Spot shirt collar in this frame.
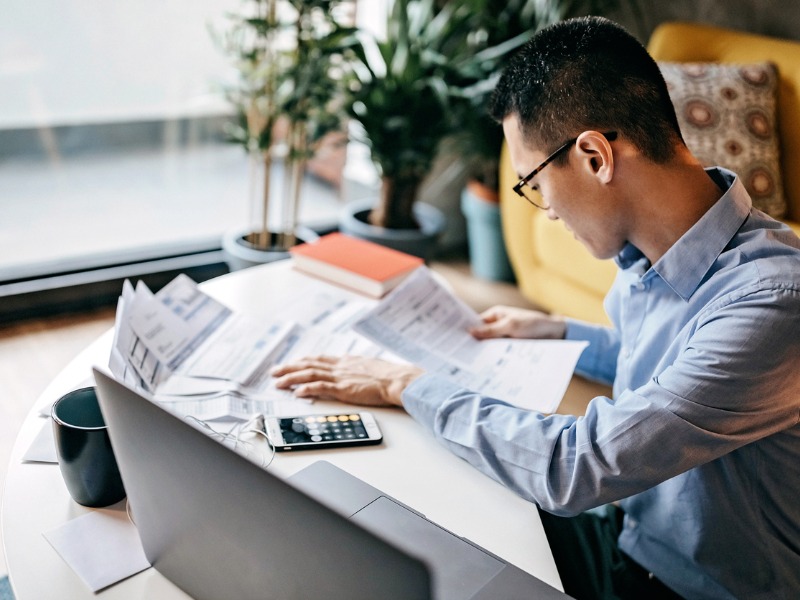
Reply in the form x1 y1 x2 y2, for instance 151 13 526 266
615 167 752 300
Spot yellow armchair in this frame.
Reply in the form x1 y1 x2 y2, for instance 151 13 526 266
500 21 800 324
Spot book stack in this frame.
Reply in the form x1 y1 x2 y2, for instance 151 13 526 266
289 233 424 298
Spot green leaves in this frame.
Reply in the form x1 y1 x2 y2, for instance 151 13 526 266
213 0 637 226
346 0 483 179
215 0 358 155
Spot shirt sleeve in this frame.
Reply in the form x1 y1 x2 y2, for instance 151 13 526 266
564 318 619 385
402 286 800 517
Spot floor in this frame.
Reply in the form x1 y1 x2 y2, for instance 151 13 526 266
0 257 600 576
0 307 116 575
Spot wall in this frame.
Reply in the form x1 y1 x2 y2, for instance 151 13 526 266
607 0 800 43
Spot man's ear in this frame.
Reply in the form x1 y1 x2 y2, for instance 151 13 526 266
575 131 614 184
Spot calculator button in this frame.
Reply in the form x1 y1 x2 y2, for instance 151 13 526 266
310 435 322 442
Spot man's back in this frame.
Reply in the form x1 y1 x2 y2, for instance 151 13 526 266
600 169 800 597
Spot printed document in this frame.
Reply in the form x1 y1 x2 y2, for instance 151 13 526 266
109 275 392 420
109 267 585 420
353 267 587 413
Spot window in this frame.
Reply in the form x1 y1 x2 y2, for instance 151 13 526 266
0 0 384 319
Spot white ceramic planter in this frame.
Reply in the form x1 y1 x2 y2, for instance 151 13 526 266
221 227 319 271
338 200 446 260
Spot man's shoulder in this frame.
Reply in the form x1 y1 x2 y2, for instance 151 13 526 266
696 214 800 319
731 211 800 282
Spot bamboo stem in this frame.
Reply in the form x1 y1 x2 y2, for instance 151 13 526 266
259 150 272 248
259 0 278 249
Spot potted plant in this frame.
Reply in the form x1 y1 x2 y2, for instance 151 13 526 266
215 0 359 269
339 0 520 258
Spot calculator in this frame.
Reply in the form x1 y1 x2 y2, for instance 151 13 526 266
265 412 383 451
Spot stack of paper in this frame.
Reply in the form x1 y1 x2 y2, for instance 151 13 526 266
109 267 588 421
109 274 387 421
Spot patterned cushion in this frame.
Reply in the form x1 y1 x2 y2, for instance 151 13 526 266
659 62 786 218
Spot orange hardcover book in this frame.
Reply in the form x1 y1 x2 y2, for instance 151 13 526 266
289 233 424 297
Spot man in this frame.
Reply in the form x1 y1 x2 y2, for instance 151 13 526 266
273 17 800 599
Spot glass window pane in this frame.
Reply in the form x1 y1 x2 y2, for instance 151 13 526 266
0 0 354 281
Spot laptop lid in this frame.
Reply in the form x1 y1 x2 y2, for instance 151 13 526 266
290 461 572 600
93 368 431 600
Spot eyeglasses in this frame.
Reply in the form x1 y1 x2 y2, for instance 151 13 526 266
512 131 618 209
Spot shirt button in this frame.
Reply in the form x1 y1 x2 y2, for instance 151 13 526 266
635 282 645 291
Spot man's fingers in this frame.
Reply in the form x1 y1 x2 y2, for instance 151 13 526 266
478 307 502 324
314 355 339 364
470 322 506 339
271 358 336 377
273 368 336 389
293 381 344 400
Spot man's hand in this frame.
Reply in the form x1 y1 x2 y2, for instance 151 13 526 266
271 355 424 407
469 306 567 340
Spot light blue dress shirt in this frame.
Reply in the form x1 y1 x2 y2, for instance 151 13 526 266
402 168 800 599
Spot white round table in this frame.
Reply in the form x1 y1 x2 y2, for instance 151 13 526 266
2 260 563 598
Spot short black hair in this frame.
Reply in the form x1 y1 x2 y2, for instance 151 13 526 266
490 16 683 163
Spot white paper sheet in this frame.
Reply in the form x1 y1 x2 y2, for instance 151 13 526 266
269 282 372 331
44 502 151 592
126 277 232 382
168 317 299 390
109 281 150 389
353 267 588 413
110 275 387 421
22 418 57 463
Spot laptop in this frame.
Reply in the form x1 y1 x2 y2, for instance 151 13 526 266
93 368 570 599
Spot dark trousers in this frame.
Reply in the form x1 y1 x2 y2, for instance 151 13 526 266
538 505 684 600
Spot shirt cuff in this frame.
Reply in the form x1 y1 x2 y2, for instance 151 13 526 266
564 318 600 342
401 372 465 430
564 318 617 384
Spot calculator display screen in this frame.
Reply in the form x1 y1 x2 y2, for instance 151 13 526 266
278 414 371 445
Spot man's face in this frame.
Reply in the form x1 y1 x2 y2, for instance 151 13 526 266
502 115 626 260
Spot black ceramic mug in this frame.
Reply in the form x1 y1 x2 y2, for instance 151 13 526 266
51 386 126 507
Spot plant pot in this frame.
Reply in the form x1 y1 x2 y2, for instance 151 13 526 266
339 200 446 260
460 185 514 282
222 227 319 272
466 179 499 204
